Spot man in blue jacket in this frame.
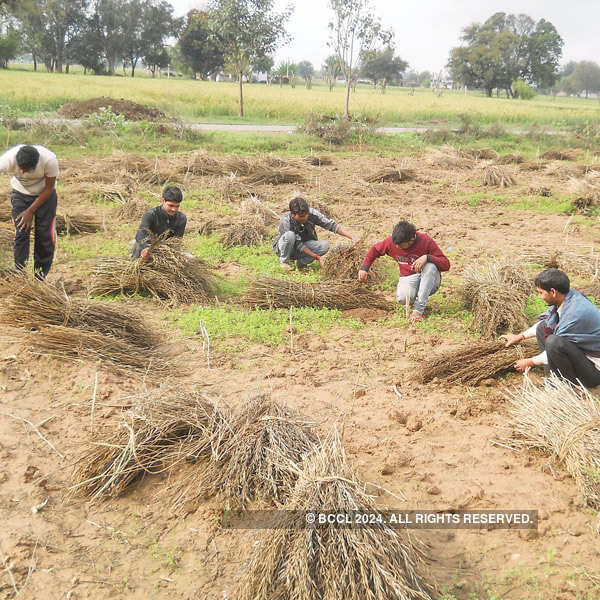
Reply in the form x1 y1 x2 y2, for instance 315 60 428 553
501 268 600 387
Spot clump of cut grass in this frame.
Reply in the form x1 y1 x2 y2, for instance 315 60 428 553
483 165 516 188
505 373 600 509
240 196 279 224
320 240 382 284
238 428 434 600
242 276 393 311
569 172 600 212
364 167 415 183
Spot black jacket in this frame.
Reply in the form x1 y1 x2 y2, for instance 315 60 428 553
135 205 187 251
273 208 338 252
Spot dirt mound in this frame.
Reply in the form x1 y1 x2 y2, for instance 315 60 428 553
58 97 166 121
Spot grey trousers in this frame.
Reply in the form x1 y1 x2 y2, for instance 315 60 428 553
275 231 330 265
396 262 441 314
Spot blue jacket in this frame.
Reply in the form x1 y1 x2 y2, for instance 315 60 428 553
541 289 600 355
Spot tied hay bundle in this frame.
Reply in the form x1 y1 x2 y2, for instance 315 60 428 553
483 165 516 187
462 261 532 337
569 172 600 210
0 225 14 249
98 183 132 204
520 161 545 171
0 271 159 347
238 429 433 600
425 145 475 169
181 394 318 510
528 186 552 197
506 374 600 509
221 214 268 248
72 390 229 500
90 237 216 304
310 199 337 220
303 154 333 166
176 151 223 176
495 153 524 165
320 241 382 283
416 338 538 385
579 282 600 300
545 161 587 179
540 149 582 161
242 276 393 311
522 248 600 281
211 174 253 201
114 198 148 220
0 205 11 222
55 213 103 235
364 167 415 183
240 196 279 224
463 148 498 160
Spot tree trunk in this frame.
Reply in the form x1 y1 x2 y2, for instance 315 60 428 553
131 58 137 78
238 72 244 117
486 87 493 97
32 54 37 71
344 79 351 117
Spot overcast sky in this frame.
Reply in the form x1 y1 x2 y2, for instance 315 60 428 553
172 0 599 73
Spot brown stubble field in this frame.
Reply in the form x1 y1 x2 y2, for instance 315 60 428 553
1 145 600 600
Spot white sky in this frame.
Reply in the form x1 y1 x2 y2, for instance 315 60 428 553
172 0 600 73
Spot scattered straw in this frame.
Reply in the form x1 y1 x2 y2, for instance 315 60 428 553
545 161 587 179
506 374 600 508
238 429 434 600
242 276 393 311
483 165 516 187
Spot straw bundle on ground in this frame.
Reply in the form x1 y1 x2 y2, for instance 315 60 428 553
89 237 216 304
240 196 279 224
540 149 582 161
364 167 415 183
579 282 600 300
528 186 552 197
73 154 170 186
416 338 538 385
238 429 434 600
245 163 305 185
483 165 516 187
211 174 253 201
55 213 103 235
310 199 337 220
569 172 600 210
71 389 229 500
462 261 532 337
303 154 333 166
0 205 11 222
114 198 148 220
522 249 600 281
320 241 382 283
0 226 13 248
545 161 587 179
221 215 268 248
520 161 546 171
495 153 524 165
98 183 132 203
175 152 223 175
506 374 600 509
426 146 474 169
464 148 498 160
242 276 393 311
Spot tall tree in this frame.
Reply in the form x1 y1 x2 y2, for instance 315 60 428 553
297 60 314 89
207 0 292 117
178 9 224 79
68 12 105 74
328 0 392 116
93 0 126 75
568 61 600 98
139 0 174 76
359 46 407 92
252 54 274 84
322 54 341 91
0 13 19 69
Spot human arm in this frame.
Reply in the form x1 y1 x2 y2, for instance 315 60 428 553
424 237 450 272
173 214 186 238
14 176 56 232
358 238 388 281
135 211 155 257
500 322 539 347
335 224 359 244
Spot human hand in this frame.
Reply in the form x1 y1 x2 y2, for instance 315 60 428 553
411 256 427 273
514 358 534 372
500 333 524 348
14 209 33 232
358 269 368 283
140 247 150 260
317 255 326 268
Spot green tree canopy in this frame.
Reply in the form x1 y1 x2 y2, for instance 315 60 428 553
359 46 407 92
297 59 314 88
178 9 224 79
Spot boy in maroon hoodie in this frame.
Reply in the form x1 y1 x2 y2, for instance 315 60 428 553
358 221 450 322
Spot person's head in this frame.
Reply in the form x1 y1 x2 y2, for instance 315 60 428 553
161 185 183 217
16 145 40 173
289 196 310 225
534 268 570 305
391 221 417 249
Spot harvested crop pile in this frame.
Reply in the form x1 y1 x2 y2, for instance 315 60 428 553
0 225 13 248
520 161 545 171
114 198 148 220
221 215 268 248
55 213 103 235
71 389 229 500
0 271 168 374
495 153 523 165
426 145 474 169
483 165 516 187
309 199 337 220
174 152 223 176
364 167 415 183
579 282 600 300
58 97 166 121
242 276 393 310
462 260 532 337
540 149 582 161
90 236 216 304
238 429 434 600
506 374 600 509
569 172 600 212
0 205 12 222
545 161 587 179
320 240 382 283
522 249 600 281
221 155 305 184
464 148 498 160
416 338 538 385
303 154 333 166
240 196 279 224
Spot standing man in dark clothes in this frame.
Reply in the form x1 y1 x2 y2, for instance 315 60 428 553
131 186 187 259
273 196 358 271
0 144 59 278
359 221 450 322
501 268 600 388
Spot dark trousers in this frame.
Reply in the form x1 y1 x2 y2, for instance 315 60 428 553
536 322 600 387
11 189 57 278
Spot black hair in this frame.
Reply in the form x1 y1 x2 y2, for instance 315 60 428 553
16 145 40 171
391 221 417 245
162 185 183 203
289 196 309 215
535 268 570 294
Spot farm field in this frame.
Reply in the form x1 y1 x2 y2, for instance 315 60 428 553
0 96 600 600
1 68 600 128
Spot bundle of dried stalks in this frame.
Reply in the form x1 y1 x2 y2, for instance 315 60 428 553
310 199 337 220
244 163 305 185
416 338 538 385
98 183 132 204
221 215 268 248
114 198 148 220
264 155 303 169
520 161 546 171
0 226 13 249
495 153 524 165
506 374 600 508
545 161 587 179
242 276 393 311
364 167 415 183
74 154 170 186
569 172 600 210
522 249 600 281
320 241 382 283
483 165 516 187
175 152 223 176
240 196 279 224
426 146 475 169
211 174 253 201
238 429 434 600
189 394 318 509
541 149 582 161
0 205 11 222
462 261 532 337
55 213 103 235
303 154 333 166
464 148 498 160
89 237 216 304
579 282 600 300
72 390 229 500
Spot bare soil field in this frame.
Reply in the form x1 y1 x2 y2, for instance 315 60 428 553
1 147 599 599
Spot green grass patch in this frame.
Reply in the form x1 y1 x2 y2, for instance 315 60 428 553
59 235 128 260
525 293 547 321
173 304 362 346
